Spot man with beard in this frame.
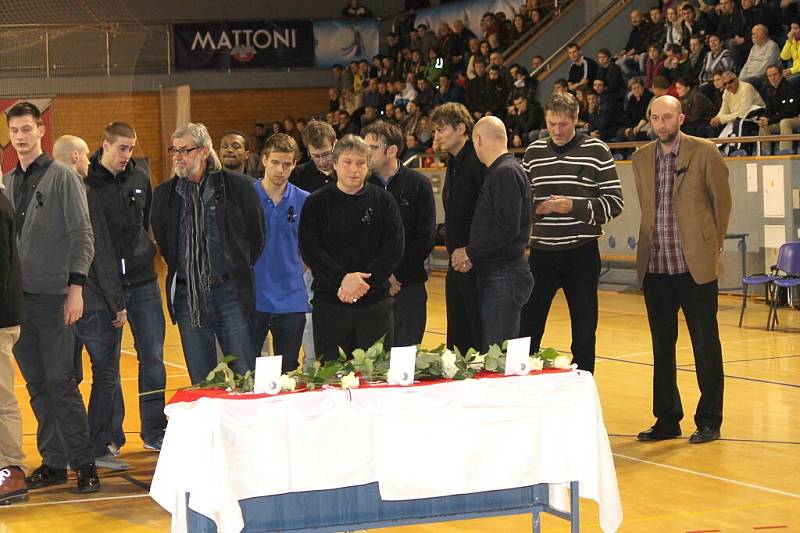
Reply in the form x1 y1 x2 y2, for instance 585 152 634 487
631 96 731 444
151 123 265 384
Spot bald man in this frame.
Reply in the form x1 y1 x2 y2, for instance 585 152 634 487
631 96 731 444
53 136 129 470
452 117 532 349
738 24 780 88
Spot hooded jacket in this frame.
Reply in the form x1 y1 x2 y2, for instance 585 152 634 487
84 149 158 288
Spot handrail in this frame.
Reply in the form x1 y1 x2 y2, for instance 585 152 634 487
530 0 628 80
402 134 800 167
502 0 571 61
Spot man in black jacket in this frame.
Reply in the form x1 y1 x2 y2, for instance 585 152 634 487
299 134 404 361
757 65 800 154
615 9 652 77
432 102 486 354
466 58 489 120
0 179 27 505
452 117 532 350
151 123 265 384
364 121 436 347
596 49 625 104
509 95 544 147
54 135 129 470
84 122 167 452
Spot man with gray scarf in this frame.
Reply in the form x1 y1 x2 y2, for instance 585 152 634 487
151 123 265 384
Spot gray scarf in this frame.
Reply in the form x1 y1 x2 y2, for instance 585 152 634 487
182 178 211 327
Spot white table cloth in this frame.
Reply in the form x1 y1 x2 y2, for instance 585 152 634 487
150 370 623 533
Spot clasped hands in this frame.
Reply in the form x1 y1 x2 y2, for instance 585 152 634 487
451 247 472 273
338 272 371 304
535 195 573 215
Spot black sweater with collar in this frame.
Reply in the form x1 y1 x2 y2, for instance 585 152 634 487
368 164 436 285
442 139 486 254
299 182 404 305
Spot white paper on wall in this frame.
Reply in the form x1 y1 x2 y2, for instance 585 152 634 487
762 165 785 218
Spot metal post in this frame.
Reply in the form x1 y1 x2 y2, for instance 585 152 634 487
570 480 579 533
166 25 172 75
105 27 111 76
44 26 50 78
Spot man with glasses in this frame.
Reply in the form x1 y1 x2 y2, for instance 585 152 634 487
709 70 765 138
364 120 436 347
84 122 167 453
289 120 338 370
252 134 309 373
151 123 265 384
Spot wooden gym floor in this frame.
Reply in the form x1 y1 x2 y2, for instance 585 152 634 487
1 272 798 532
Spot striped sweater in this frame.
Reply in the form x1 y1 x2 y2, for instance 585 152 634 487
521 133 623 250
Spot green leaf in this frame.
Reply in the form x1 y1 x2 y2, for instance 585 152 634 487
338 346 348 362
537 347 560 361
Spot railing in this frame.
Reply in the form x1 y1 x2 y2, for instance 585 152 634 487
402 134 800 167
502 0 569 61
530 0 628 80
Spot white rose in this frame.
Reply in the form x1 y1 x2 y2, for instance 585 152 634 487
280 374 297 391
341 372 360 389
441 350 458 378
529 357 544 371
469 353 486 369
553 355 572 369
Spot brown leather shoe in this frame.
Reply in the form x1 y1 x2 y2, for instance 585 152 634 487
0 466 30 505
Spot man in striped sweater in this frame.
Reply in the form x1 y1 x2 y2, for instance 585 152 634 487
519 92 624 373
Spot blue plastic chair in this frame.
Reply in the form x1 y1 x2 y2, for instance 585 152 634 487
739 242 800 329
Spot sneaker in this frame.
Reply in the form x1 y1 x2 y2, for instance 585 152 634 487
107 443 121 458
94 454 131 471
143 436 163 452
0 466 29 505
24 464 68 490
72 463 100 494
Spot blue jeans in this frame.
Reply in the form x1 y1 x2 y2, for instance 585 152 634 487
74 309 123 456
477 262 534 351
251 312 306 373
124 280 167 443
174 279 256 384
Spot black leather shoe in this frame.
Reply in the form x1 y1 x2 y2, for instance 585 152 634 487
637 424 681 441
689 426 720 444
72 463 100 494
24 464 67 489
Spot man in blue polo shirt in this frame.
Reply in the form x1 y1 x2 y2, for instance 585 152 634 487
252 134 310 373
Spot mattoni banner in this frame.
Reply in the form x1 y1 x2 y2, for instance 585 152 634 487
173 20 315 70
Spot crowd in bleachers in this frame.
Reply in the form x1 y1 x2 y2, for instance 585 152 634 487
263 0 800 161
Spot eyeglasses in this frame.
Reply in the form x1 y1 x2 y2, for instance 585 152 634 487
309 151 333 161
723 78 737 87
168 146 200 156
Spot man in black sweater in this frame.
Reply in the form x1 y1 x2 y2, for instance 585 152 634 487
364 121 436 347
84 122 167 452
151 123 265 384
452 117 532 350
432 102 486 354
0 180 27 505
290 120 337 194
299 134 404 361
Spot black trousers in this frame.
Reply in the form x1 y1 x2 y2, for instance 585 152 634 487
392 282 427 347
445 268 482 354
14 293 94 469
312 298 394 362
643 273 724 430
519 240 601 373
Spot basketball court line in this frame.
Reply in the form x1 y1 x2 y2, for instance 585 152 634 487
613 453 800 499
121 348 186 370
0 493 152 509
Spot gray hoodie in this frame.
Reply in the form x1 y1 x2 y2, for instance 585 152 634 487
1 155 93 295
